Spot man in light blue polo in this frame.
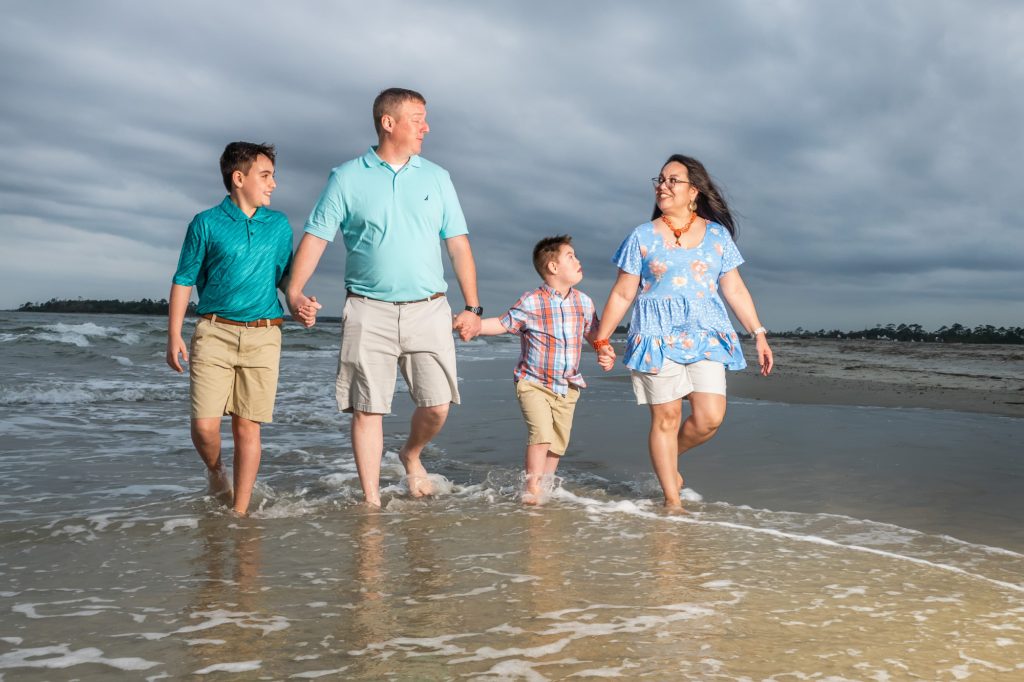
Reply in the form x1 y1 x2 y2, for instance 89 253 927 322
287 87 482 507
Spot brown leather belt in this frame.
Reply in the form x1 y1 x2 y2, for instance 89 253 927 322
201 314 283 328
346 291 445 305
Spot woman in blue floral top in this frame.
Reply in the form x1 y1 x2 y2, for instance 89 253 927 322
593 154 773 509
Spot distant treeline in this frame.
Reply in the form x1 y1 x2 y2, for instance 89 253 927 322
12 300 1023 344
776 323 1024 345
16 298 196 315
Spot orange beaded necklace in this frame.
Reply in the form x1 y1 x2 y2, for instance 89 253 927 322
662 212 697 246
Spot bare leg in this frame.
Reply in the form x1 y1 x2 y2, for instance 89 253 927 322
351 411 385 507
399 404 449 497
648 401 684 507
677 392 727 456
191 417 232 505
522 442 553 505
230 415 262 515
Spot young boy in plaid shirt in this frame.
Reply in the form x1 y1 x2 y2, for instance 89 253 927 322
477 235 600 504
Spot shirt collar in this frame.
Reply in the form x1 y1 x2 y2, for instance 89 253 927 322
362 145 423 169
540 282 573 299
218 196 268 223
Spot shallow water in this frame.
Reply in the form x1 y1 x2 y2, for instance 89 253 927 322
1 313 1022 679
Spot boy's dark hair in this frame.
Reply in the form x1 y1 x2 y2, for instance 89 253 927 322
220 142 276 192
532 235 573 278
373 87 426 136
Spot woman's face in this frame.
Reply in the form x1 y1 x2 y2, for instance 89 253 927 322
654 161 699 215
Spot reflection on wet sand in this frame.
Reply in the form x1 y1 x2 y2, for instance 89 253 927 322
185 516 274 676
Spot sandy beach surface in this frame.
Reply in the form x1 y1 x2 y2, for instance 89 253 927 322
726 337 1024 418
2 314 1022 679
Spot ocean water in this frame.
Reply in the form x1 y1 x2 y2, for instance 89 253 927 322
1 312 1022 680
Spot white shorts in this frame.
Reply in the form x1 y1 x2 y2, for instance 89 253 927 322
630 359 726 405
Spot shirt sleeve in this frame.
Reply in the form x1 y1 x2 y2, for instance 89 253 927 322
438 170 468 239
719 229 745 274
303 169 346 243
499 293 532 335
612 228 643 275
171 215 206 286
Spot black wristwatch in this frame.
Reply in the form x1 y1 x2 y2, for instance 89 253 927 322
464 305 483 316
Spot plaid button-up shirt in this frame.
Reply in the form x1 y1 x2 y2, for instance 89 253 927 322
499 283 598 395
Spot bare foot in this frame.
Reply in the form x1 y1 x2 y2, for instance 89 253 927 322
663 501 690 515
399 452 434 498
522 476 542 506
207 466 233 506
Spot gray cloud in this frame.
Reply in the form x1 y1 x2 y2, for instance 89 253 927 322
1 0 1022 330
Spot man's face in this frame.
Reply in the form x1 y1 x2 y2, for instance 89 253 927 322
236 154 276 209
387 99 429 157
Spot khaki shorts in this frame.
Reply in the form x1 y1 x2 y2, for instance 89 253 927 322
631 359 726 405
515 381 581 456
189 318 282 422
337 295 460 414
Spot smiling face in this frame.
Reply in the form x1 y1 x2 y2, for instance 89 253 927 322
654 161 699 216
233 153 276 215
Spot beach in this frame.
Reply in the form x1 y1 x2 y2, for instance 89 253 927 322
1 312 1022 680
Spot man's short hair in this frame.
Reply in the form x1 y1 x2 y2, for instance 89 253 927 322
532 235 573 278
372 87 427 136
220 142 276 192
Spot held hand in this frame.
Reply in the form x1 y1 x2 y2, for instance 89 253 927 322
596 344 616 372
289 292 321 328
757 337 774 376
166 336 188 373
453 310 482 341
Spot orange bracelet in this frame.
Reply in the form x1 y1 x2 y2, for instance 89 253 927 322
593 339 611 351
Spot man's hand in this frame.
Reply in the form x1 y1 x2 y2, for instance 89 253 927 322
289 293 322 328
452 310 482 341
166 336 188 373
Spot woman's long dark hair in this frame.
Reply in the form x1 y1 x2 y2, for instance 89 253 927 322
651 154 737 238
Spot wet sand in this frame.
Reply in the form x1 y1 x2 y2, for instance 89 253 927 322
633 338 1024 418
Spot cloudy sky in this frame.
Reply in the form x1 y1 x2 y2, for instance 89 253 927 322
2 1 1022 330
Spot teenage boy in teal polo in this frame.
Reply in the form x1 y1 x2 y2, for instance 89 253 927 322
286 87 482 507
166 141 317 515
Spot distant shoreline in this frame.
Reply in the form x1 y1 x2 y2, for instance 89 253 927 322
9 299 1022 344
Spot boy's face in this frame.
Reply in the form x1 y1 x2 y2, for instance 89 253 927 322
234 154 276 210
549 244 583 288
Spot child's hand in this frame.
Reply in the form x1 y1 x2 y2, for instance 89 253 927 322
597 345 616 372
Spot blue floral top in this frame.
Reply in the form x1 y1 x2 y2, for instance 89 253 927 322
612 220 747 373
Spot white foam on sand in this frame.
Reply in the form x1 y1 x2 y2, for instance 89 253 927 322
288 665 351 678
161 517 199 533
193 660 262 674
551 489 1024 595
0 644 159 671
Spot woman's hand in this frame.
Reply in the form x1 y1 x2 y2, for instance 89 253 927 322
597 344 616 372
756 335 773 376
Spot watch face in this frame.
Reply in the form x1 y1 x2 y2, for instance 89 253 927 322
465 306 483 315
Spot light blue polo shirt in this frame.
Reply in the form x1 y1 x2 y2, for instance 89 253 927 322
304 146 468 301
172 196 293 321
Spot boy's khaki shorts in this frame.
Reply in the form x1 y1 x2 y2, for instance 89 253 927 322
189 318 282 423
336 294 460 414
630 359 726 405
515 380 580 456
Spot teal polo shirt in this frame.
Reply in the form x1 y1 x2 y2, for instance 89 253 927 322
172 196 294 321
304 146 468 301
